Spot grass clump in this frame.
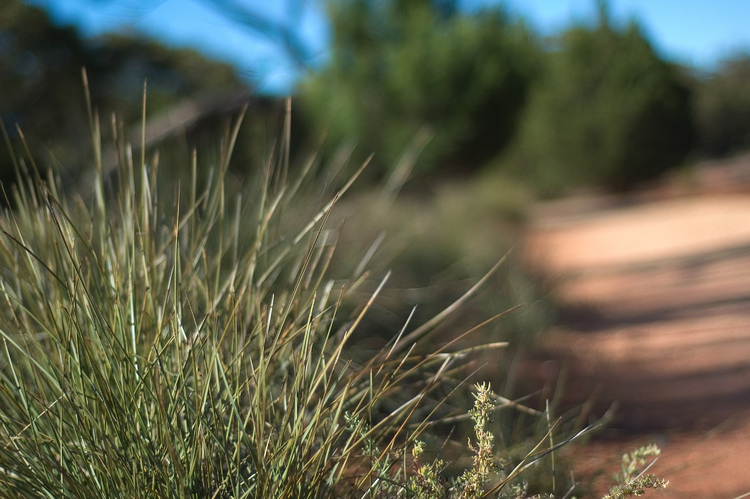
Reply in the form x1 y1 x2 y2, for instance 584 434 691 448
0 93 668 497
0 101 544 497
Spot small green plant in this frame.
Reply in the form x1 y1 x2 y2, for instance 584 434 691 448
410 439 447 498
409 383 499 499
455 383 499 498
603 444 669 499
407 382 603 499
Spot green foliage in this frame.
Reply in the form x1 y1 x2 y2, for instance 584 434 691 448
455 383 499 498
0 0 251 186
694 52 750 156
515 4 694 194
409 383 500 499
300 0 540 178
603 444 669 499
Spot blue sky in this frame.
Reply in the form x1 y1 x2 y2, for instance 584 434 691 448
27 0 750 95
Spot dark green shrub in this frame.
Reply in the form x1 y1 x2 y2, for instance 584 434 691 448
694 52 750 156
300 0 540 179
515 4 694 194
0 0 261 191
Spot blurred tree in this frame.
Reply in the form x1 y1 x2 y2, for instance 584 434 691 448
1 0 91 182
516 3 694 194
694 53 750 157
299 0 540 179
0 0 263 191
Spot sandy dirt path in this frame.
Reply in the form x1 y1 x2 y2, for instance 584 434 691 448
522 162 750 498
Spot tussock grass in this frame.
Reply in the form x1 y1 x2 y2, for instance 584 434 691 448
0 88 667 498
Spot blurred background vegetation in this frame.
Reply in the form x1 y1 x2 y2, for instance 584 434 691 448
4 0 750 196
4 0 749 338
4 0 750 391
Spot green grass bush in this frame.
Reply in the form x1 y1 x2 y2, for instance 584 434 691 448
0 92 667 497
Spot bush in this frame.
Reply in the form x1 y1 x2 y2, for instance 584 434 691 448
694 52 750 156
0 0 259 192
300 0 539 179
515 4 694 194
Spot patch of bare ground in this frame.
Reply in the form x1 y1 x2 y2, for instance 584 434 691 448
522 157 750 498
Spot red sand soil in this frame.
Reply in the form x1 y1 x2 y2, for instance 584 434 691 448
521 158 750 498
